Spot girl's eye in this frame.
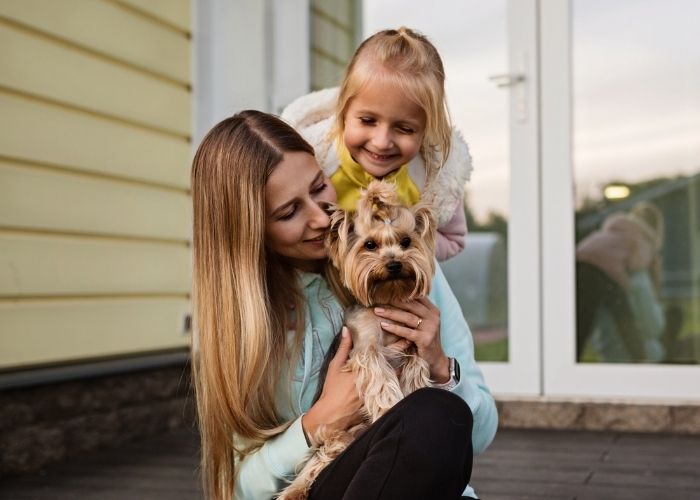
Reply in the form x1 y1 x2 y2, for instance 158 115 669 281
400 237 411 248
397 126 415 134
364 240 377 250
312 182 327 194
359 117 375 125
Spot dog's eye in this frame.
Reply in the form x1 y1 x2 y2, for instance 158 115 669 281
400 237 411 249
364 240 377 250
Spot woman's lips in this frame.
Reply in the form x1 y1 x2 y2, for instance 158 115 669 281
305 235 325 244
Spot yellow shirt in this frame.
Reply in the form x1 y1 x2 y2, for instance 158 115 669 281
331 146 421 212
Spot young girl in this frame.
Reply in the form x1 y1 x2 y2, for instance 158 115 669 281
191 110 497 499
282 27 472 261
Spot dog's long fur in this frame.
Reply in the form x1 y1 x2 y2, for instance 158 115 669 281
278 181 437 500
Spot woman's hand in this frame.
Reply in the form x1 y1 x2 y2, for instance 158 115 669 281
302 327 363 444
374 297 451 383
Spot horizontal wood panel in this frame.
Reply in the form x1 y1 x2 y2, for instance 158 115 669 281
312 14 354 61
0 0 190 84
0 233 191 296
0 23 190 136
0 161 191 240
116 0 190 34
0 92 191 189
0 298 190 369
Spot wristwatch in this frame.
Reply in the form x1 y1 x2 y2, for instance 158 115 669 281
432 357 460 391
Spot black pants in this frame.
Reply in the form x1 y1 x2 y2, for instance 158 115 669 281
575 262 646 361
308 387 474 500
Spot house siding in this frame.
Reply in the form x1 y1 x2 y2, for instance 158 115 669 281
0 0 192 370
310 0 359 90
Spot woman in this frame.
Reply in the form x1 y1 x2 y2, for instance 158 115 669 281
191 110 497 499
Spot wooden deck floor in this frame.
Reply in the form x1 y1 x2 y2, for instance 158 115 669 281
2 427 699 499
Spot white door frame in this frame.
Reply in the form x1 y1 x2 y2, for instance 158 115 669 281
192 0 309 144
540 0 700 401
480 0 542 397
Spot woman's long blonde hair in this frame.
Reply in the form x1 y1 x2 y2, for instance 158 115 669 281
191 110 316 499
333 27 452 176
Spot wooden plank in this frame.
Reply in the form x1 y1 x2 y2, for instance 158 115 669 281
0 233 191 296
590 469 700 490
0 298 190 369
575 484 699 500
0 23 190 136
0 160 191 240
0 92 191 189
115 0 190 34
0 0 189 84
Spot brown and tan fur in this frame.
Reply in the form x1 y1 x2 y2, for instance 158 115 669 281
278 180 437 500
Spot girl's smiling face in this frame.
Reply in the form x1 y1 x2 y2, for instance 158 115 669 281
265 151 337 270
343 78 426 178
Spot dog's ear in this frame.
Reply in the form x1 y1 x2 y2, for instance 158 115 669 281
325 205 354 269
412 202 437 250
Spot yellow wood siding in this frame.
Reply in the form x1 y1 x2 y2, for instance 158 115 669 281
0 233 190 297
0 23 191 136
0 160 190 240
0 1 192 370
0 92 190 189
0 298 191 369
0 0 190 84
115 0 190 34
310 0 357 90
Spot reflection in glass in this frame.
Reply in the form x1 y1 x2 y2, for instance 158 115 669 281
573 0 700 364
363 0 510 361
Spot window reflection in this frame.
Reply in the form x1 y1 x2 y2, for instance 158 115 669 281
573 0 700 364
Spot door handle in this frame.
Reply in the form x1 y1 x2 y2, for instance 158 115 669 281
488 73 526 88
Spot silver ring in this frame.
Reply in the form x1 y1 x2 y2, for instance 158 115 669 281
416 318 423 329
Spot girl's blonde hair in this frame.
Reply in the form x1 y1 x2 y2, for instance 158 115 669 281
191 110 315 499
333 27 452 176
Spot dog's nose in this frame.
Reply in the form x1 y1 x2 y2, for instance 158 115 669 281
386 261 402 274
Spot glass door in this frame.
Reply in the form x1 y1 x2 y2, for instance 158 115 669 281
541 0 700 398
363 0 542 395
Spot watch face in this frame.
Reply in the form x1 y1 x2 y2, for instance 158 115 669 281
454 358 461 382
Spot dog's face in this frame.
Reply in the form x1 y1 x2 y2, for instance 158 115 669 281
326 181 436 306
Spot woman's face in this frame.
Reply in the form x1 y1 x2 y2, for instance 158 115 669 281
265 151 337 270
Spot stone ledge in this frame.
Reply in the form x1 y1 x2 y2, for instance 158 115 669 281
0 365 196 475
496 397 700 434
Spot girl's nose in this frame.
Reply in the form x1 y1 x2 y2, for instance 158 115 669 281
371 126 394 150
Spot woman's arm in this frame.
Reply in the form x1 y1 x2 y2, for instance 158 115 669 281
374 265 498 455
235 418 311 499
429 265 499 454
236 327 362 499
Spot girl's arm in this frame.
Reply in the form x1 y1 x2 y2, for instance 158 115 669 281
428 265 499 454
435 201 467 261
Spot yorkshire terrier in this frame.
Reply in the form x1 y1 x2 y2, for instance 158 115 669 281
278 180 437 500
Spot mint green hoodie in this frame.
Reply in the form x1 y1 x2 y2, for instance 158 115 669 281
235 265 498 499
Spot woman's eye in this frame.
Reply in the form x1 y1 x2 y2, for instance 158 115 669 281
359 117 375 125
364 240 377 250
312 182 327 194
278 206 297 220
398 126 415 134
400 237 411 248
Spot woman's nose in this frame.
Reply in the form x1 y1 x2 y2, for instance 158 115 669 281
309 202 330 229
